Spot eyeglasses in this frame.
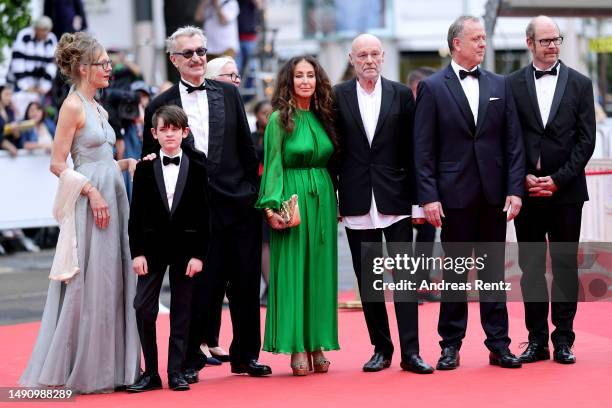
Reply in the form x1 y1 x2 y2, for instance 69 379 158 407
218 72 241 82
171 47 207 59
534 37 563 47
90 60 112 70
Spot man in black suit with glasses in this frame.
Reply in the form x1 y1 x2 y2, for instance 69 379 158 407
508 15 595 365
142 25 271 382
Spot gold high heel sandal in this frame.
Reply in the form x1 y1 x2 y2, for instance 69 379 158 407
291 353 310 376
309 352 331 373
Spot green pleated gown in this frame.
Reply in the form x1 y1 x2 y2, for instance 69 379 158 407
255 109 339 354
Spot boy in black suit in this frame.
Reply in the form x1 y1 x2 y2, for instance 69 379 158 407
127 105 209 392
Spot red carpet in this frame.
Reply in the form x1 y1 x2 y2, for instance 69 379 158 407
1 294 610 408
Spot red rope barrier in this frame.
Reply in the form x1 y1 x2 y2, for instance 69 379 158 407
586 170 612 176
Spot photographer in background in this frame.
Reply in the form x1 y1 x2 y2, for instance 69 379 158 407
100 49 143 160
98 50 152 199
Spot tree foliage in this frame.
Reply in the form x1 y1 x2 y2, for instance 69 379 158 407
0 0 31 62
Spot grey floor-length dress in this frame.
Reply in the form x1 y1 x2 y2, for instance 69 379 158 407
19 90 140 393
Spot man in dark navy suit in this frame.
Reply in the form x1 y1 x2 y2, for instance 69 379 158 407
414 15 525 370
508 16 595 365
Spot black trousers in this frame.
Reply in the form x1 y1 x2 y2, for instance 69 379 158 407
186 207 262 367
346 217 420 360
414 222 436 285
438 194 510 353
515 201 583 347
134 258 195 375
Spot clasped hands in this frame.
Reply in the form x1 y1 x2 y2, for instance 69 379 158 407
132 256 203 278
526 174 557 197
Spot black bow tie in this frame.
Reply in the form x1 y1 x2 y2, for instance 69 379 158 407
181 80 205 93
459 68 480 80
162 155 180 166
534 66 558 79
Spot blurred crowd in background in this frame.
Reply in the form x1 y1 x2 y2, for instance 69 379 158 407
0 0 273 259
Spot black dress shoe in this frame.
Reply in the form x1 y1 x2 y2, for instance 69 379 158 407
210 351 231 363
400 354 434 374
489 349 522 368
168 373 190 391
436 346 460 370
518 342 550 363
231 360 272 376
206 356 222 366
183 368 199 384
553 344 576 364
126 373 162 393
362 352 392 372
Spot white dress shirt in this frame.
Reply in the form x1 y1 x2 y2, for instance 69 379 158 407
179 79 210 156
343 78 410 230
533 61 559 127
160 149 183 209
451 59 480 123
533 61 560 170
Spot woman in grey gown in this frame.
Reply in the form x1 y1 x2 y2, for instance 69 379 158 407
19 32 140 394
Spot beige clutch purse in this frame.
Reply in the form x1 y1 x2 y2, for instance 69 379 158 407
278 194 301 228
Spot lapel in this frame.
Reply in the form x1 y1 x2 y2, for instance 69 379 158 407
372 77 394 141
204 79 225 166
170 153 189 215
153 158 170 214
524 65 545 129
444 64 476 133
546 61 568 128
342 79 369 147
166 83 183 108
475 69 491 137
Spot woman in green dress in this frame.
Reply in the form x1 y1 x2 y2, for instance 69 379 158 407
255 56 339 375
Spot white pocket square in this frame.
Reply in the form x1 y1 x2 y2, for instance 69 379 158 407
489 97 500 101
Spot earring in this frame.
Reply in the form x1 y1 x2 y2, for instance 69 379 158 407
314 93 319 111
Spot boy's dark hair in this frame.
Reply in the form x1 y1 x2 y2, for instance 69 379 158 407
152 105 189 130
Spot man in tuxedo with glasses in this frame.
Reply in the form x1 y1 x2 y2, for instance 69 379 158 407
508 15 595 365
142 25 271 382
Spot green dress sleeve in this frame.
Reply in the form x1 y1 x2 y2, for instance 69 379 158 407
255 111 285 210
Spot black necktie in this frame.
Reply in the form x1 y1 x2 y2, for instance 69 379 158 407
163 155 180 166
459 68 480 80
180 80 205 93
534 65 558 79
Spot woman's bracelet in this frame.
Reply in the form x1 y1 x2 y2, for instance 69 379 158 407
264 208 274 219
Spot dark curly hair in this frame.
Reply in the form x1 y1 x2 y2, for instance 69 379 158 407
271 55 337 148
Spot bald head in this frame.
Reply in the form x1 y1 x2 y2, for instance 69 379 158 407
349 34 384 86
526 15 560 40
351 34 382 54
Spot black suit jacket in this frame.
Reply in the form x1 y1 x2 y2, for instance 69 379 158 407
507 61 596 204
334 77 416 216
414 64 525 209
142 79 259 227
128 154 210 264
